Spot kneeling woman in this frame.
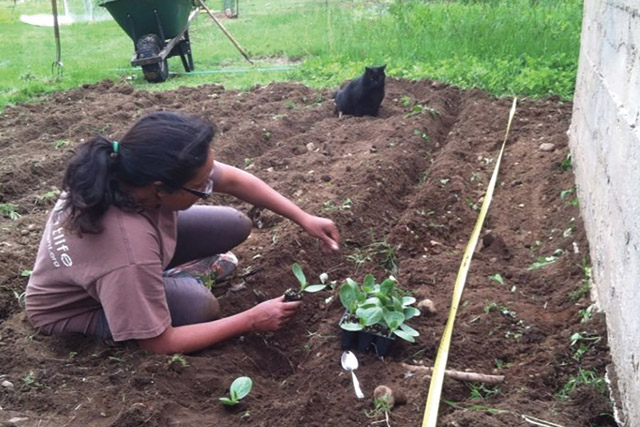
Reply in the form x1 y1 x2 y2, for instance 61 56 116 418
25 111 340 354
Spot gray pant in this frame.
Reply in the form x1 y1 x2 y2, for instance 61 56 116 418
44 206 251 340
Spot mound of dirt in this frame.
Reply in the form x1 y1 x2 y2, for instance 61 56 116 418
0 79 616 426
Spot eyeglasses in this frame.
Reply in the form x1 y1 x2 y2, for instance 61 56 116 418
181 177 214 200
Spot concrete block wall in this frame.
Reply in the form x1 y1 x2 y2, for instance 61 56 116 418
568 1 640 425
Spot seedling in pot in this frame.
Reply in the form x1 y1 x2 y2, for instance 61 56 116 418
339 275 421 343
283 263 328 301
339 277 368 326
220 376 253 406
382 296 421 343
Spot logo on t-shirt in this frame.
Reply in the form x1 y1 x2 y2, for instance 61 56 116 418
46 210 73 268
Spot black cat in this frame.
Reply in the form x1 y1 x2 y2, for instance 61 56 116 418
333 65 386 117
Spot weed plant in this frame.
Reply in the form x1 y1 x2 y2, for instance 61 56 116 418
556 367 607 399
0 0 582 109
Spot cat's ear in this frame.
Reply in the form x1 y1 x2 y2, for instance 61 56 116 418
381 64 386 70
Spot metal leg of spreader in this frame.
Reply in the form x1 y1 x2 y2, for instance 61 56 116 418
177 31 194 72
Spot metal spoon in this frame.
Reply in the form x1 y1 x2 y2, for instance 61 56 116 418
341 351 365 399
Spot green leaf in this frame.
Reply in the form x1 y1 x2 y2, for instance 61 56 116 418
292 263 307 288
362 274 375 290
219 397 238 406
341 322 364 331
527 256 558 270
403 307 420 320
489 274 505 285
393 329 416 342
391 296 404 311
373 292 389 307
356 306 384 326
380 278 396 294
303 284 327 293
384 311 405 330
340 281 358 312
230 376 253 400
399 323 420 337
401 296 416 306
362 297 382 307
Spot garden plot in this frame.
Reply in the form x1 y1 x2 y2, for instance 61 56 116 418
0 79 615 426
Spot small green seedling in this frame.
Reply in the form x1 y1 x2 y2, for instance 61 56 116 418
22 370 42 388
0 203 20 220
560 153 572 171
556 368 607 399
489 274 505 285
167 354 189 368
220 376 253 406
13 290 26 308
34 189 60 206
467 382 501 400
321 198 352 212
527 249 564 270
413 128 430 143
283 263 328 301
54 139 70 149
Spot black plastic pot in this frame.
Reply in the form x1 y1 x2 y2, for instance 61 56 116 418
338 311 396 356
372 334 395 357
357 331 375 353
283 288 302 302
340 329 358 350
339 311 357 350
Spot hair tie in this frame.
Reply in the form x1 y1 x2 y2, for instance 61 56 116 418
111 140 119 158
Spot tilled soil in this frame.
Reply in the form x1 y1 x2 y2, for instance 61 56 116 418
0 79 616 426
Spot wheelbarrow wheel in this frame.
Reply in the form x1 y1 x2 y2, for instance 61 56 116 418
136 34 169 83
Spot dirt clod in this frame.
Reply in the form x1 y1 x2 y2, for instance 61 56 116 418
374 385 395 407
417 298 437 315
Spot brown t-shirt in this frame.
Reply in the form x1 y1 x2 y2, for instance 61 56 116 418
25 199 177 341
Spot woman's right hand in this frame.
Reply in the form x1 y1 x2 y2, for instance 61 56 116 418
139 296 301 354
249 295 301 332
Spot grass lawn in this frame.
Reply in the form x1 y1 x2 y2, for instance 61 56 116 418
0 0 583 110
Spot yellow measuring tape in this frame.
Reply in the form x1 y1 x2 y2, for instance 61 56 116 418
422 97 518 427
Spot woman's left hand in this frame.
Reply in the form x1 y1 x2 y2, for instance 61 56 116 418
300 214 341 252
212 163 341 251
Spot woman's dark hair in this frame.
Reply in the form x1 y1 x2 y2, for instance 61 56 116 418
62 111 215 234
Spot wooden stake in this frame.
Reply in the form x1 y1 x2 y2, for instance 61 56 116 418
197 0 254 65
401 363 505 384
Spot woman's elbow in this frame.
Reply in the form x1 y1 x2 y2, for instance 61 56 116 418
137 327 178 354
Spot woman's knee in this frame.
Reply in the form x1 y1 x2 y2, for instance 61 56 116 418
179 205 252 247
234 209 252 242
164 277 221 326
172 291 220 326
218 206 252 247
